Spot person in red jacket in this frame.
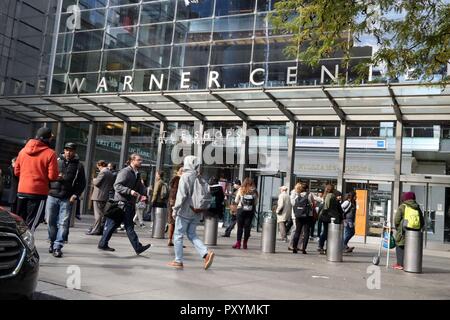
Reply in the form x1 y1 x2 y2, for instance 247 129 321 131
15 127 59 232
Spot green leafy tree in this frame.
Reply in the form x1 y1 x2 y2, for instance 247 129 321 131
270 0 450 84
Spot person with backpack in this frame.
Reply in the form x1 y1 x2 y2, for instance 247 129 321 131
318 184 344 255
290 183 315 254
393 192 424 270
168 156 215 270
152 170 169 209
207 176 225 219
342 191 357 253
276 186 292 242
232 178 259 250
167 164 183 246
46 142 86 258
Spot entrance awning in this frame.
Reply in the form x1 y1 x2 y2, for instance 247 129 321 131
0 83 449 123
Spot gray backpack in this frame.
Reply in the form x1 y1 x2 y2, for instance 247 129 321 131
191 175 212 211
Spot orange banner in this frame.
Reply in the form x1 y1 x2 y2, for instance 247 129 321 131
355 189 368 236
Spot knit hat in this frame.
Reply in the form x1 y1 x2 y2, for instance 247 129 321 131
35 127 52 140
401 192 416 202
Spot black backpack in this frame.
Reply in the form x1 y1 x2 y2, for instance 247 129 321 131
293 193 311 218
241 194 255 212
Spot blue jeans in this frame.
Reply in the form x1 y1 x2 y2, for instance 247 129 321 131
99 202 142 252
174 215 208 263
343 223 355 248
318 222 329 249
47 196 72 250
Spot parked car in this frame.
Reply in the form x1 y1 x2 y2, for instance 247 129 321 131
0 207 39 299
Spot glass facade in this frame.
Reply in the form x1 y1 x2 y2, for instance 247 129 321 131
51 0 377 93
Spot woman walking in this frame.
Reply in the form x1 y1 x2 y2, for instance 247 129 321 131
232 178 258 249
342 191 357 253
290 183 315 254
318 184 343 254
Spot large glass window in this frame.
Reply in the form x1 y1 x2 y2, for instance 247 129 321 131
79 9 106 30
70 51 101 73
79 0 107 10
56 33 73 53
141 1 176 24
102 49 135 71
169 67 209 90
107 5 139 28
134 69 170 91
105 26 137 49
213 15 255 40
100 71 133 92
163 122 194 177
174 19 212 43
139 23 173 46
172 43 210 67
128 122 159 165
257 0 280 12
54 54 71 74
210 65 251 88
215 0 256 16
72 30 104 52
253 36 295 62
176 0 214 20
211 40 252 65
62 122 90 162
135 46 172 69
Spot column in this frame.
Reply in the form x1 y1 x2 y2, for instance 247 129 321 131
392 120 403 225
286 121 297 191
155 121 167 174
81 122 97 215
54 122 65 155
238 121 248 182
119 121 131 168
337 121 347 192
193 120 205 165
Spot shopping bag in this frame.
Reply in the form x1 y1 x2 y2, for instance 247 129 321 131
382 231 396 249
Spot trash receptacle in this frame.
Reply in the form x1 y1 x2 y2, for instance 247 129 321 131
327 218 343 262
204 215 218 245
404 229 423 273
261 212 277 253
152 207 167 239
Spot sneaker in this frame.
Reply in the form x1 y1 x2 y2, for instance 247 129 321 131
140 223 146 228
98 245 115 252
168 261 184 269
136 244 151 255
221 234 230 238
392 264 404 270
319 249 326 255
48 244 54 254
53 248 63 258
344 247 355 253
204 251 215 270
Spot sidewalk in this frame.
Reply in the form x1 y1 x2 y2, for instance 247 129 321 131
33 216 450 300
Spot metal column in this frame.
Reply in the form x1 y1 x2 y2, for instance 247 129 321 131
238 121 248 183
392 121 403 226
119 121 131 168
81 122 97 215
337 121 347 192
193 121 204 165
155 121 167 173
286 121 297 191
54 122 65 155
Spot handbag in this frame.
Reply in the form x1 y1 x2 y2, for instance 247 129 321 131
229 203 238 215
383 231 396 249
104 200 125 224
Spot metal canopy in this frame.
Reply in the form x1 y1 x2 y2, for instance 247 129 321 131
0 84 449 123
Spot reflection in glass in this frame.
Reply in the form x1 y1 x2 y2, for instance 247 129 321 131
107 5 139 28
54 54 71 74
176 0 214 19
105 26 137 49
70 51 101 73
215 0 256 16
129 123 159 165
174 19 212 43
139 23 173 46
213 15 255 40
141 1 176 24
211 40 252 65
73 30 104 52
56 33 73 53
210 65 251 88
136 46 172 69
79 0 107 10
80 9 106 30
253 37 295 62
102 49 135 71
172 43 210 67
65 73 100 93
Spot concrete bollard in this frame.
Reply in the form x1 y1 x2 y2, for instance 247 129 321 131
261 212 277 253
203 215 218 246
327 218 343 262
152 207 167 239
404 229 423 273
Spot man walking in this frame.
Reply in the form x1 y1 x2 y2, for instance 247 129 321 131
46 143 86 258
168 155 215 270
98 153 151 254
15 127 59 232
87 160 115 235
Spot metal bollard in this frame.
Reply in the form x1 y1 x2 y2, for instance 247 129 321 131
203 215 218 246
152 207 167 239
404 229 423 273
327 218 343 262
261 212 277 253
69 200 77 228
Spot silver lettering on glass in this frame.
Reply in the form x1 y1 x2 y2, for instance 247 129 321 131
250 68 265 86
208 71 221 88
123 76 133 92
181 72 191 89
321 65 339 84
287 66 298 85
68 77 86 93
13 80 27 95
36 80 47 94
149 74 164 90
96 77 108 92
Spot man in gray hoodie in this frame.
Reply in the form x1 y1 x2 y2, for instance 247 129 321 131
168 155 215 270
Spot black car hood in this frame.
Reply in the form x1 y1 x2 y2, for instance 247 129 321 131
0 208 18 234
